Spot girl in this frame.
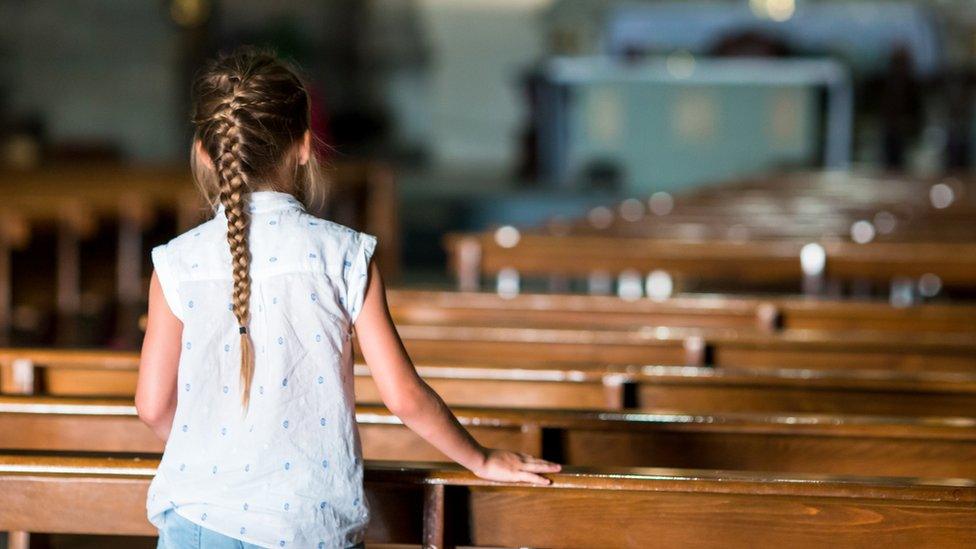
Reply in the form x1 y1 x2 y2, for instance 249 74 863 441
135 47 559 549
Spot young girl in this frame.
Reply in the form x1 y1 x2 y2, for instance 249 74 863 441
136 48 559 549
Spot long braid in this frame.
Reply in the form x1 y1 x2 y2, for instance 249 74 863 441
190 47 324 412
214 90 255 410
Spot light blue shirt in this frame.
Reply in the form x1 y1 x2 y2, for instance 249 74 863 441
146 191 377 549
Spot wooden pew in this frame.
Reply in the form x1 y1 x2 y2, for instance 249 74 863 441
0 162 399 348
444 171 976 294
391 325 976 373
445 231 976 293
126 292 976 371
3 453 975 548
0 348 141 396
0 167 203 348
569 175 976 243
4 395 976 478
576 173 976 240
387 289 976 334
6 349 976 417
358 364 976 417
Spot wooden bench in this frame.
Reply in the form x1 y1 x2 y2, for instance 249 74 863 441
567 175 976 243
446 232 976 293
571 173 976 239
387 289 976 334
0 162 398 348
3 453 974 548
443 171 976 294
6 349 976 417
4 395 976 478
391 324 976 372
359 364 976 417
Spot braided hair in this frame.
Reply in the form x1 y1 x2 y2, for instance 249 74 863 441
190 47 326 410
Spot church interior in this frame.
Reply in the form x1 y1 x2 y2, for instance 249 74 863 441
1 1 976 547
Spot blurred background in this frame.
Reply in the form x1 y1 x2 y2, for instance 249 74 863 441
1 0 975 348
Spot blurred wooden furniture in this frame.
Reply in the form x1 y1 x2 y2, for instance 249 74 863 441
446 233 976 294
445 172 976 296
0 162 398 348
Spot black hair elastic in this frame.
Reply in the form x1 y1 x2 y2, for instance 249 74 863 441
239 326 248 335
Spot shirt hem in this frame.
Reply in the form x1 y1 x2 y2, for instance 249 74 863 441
172 507 276 549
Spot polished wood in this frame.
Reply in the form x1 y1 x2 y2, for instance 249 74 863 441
356 362 626 411
21 319 970 375
4 396 976 478
360 364 976 416
391 324 976 372
2 453 975 548
444 171 976 293
446 232 976 287
5 348 976 417
628 365 976 416
388 289 976 334
0 348 141 397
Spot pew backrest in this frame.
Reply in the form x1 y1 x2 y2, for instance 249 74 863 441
3 453 975 548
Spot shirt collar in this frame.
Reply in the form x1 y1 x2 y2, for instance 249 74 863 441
213 191 306 215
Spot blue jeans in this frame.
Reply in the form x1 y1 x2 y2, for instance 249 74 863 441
156 508 365 549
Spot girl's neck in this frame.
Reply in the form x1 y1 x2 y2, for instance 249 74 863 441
250 179 296 195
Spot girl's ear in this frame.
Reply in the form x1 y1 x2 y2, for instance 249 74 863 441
298 130 311 166
194 139 215 170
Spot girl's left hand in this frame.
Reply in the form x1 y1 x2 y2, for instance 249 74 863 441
471 448 562 485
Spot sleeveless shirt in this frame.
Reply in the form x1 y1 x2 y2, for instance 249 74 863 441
145 191 376 549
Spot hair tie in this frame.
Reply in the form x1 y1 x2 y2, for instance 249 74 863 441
239 326 248 335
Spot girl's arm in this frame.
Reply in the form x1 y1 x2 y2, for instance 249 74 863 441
135 271 183 441
354 261 561 485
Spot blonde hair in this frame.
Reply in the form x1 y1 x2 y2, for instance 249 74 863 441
190 46 327 410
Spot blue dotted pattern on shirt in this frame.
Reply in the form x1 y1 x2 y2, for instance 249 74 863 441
151 196 375 546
